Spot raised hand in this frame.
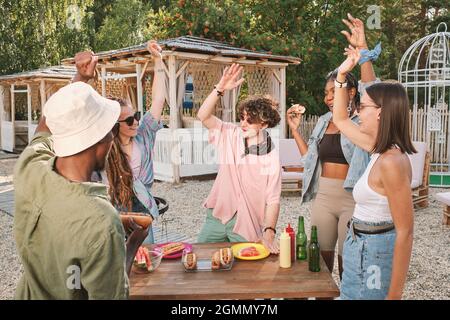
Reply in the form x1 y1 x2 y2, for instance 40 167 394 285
74 51 98 81
147 40 163 59
338 45 361 75
341 13 368 49
287 104 306 130
216 63 245 92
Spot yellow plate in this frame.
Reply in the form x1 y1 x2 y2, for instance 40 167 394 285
231 243 270 261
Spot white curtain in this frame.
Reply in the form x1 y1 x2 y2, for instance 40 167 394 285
161 59 187 128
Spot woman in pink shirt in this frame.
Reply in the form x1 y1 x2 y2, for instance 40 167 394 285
197 64 282 253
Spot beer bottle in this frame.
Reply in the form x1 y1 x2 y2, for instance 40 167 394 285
296 216 307 260
308 225 320 272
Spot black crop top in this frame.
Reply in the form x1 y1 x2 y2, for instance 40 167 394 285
318 134 348 165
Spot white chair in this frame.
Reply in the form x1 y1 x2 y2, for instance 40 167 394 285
410 141 430 208
434 192 450 226
279 139 304 192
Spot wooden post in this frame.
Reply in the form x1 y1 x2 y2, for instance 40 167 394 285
10 85 15 150
101 67 106 97
168 55 180 183
136 63 144 114
0 85 3 149
27 84 32 142
280 68 287 138
40 80 46 110
444 206 450 226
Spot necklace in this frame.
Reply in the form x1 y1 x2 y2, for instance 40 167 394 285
120 139 132 147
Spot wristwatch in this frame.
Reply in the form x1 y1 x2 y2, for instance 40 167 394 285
334 79 348 88
214 85 224 97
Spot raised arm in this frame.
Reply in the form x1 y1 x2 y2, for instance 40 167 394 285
286 104 308 156
147 41 165 121
334 45 375 152
36 51 99 135
341 13 376 83
197 63 244 129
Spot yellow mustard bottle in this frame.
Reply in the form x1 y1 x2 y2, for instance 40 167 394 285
279 230 291 268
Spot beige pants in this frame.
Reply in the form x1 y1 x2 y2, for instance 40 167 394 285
310 177 355 256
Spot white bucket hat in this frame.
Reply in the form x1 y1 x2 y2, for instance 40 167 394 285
43 82 121 157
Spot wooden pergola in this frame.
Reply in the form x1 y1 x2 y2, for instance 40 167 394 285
0 66 75 152
62 36 301 182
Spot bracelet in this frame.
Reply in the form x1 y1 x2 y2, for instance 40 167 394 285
359 42 382 65
263 227 276 234
334 79 348 88
214 85 224 97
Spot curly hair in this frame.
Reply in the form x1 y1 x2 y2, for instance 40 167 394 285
105 96 134 210
238 95 281 128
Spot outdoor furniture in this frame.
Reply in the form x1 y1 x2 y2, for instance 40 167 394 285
434 192 450 226
279 138 304 192
411 141 430 208
129 242 339 300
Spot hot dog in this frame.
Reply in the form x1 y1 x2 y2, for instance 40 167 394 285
219 247 232 266
183 252 197 270
161 242 185 256
211 251 221 270
120 212 153 229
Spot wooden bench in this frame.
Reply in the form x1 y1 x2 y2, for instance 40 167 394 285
279 139 304 193
434 192 450 226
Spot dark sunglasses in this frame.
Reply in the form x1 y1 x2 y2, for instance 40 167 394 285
117 112 141 126
239 114 254 124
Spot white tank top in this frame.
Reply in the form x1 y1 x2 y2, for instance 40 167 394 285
352 152 411 223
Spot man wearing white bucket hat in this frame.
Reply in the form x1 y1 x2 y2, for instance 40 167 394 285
13 50 148 299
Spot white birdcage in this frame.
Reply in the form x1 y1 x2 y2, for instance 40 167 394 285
398 22 450 186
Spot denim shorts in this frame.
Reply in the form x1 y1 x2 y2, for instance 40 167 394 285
340 217 396 300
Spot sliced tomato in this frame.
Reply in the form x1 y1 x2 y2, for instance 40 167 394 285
239 246 260 257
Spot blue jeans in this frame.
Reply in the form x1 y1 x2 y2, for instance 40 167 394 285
132 195 155 244
340 218 396 300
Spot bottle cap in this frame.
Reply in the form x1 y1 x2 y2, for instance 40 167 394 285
285 223 294 233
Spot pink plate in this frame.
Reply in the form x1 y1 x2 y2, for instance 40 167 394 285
155 243 192 259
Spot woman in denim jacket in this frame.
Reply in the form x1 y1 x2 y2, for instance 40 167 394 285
287 14 378 278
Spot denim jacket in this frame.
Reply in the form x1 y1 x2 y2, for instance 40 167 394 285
300 112 370 203
300 79 379 203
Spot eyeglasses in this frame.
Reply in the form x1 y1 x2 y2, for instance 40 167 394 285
117 111 141 126
239 113 255 124
356 103 380 113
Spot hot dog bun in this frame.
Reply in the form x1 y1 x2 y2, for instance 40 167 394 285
219 247 232 266
183 252 197 270
120 213 153 229
211 251 221 270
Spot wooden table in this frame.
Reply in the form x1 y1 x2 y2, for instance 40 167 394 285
130 243 340 300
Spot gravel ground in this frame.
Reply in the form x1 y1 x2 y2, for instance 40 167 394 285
1 158 449 300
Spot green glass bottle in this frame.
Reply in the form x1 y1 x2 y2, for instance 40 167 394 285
296 216 307 260
308 225 320 272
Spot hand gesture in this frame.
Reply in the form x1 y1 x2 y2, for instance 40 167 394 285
74 51 98 81
341 13 368 49
125 217 150 246
147 40 163 59
338 45 361 75
216 63 245 92
287 104 306 130
260 230 279 254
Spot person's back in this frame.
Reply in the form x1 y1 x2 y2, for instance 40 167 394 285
14 129 128 300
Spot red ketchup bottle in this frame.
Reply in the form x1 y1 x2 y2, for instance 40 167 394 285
285 224 296 262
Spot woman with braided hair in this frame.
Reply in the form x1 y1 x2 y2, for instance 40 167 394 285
99 41 166 244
